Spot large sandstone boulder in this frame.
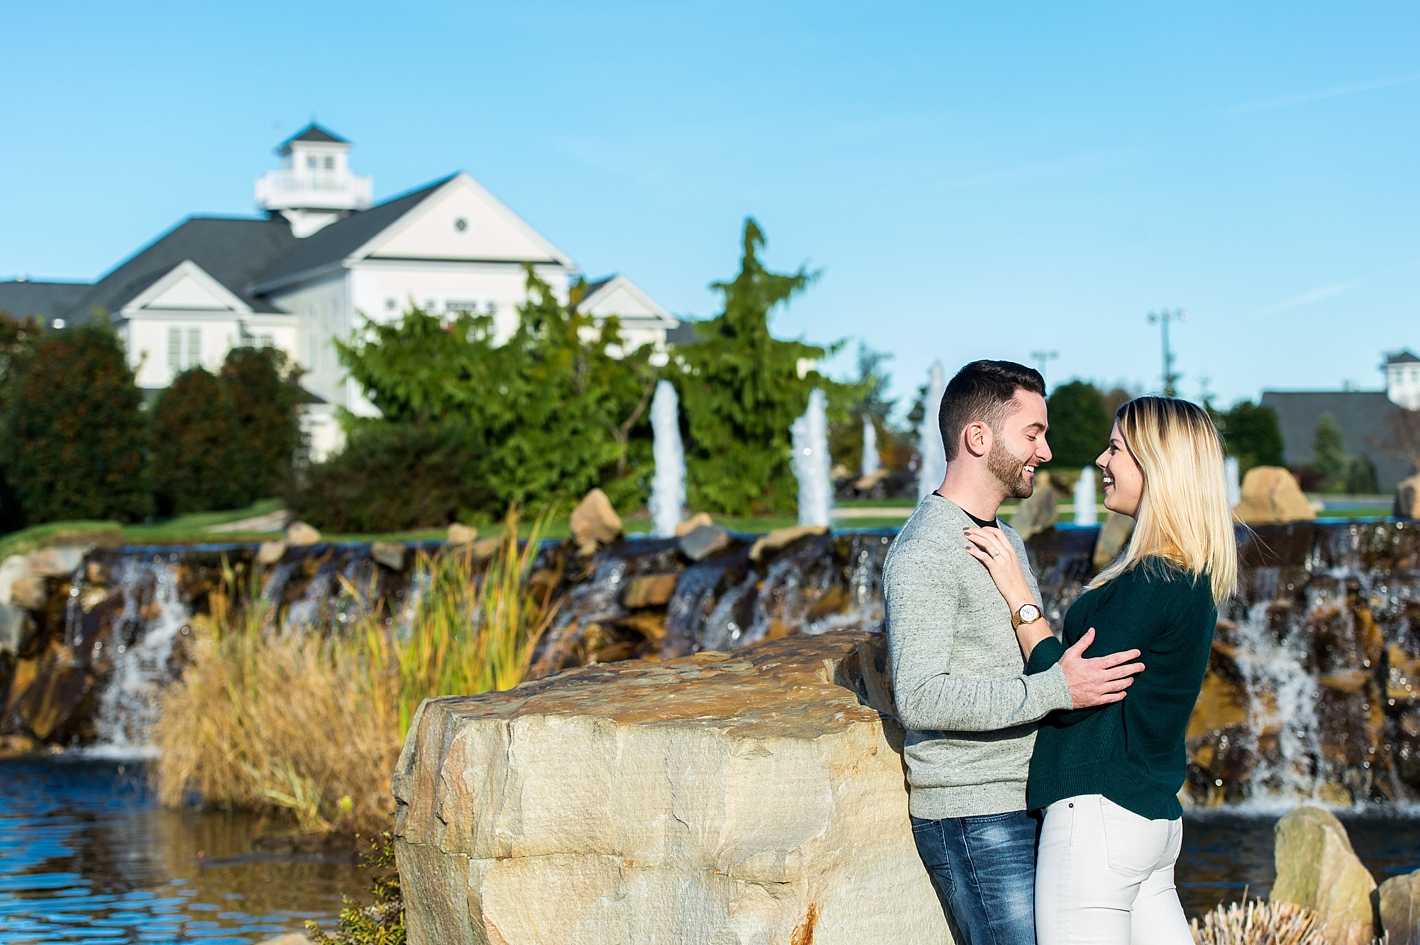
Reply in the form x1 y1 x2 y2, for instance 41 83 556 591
1398 473 1420 520
1271 806 1377 945
1235 466 1316 524
1381 869 1420 945
1091 510 1134 570
393 630 953 945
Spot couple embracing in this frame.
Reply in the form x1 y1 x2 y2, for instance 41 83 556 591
884 360 1237 945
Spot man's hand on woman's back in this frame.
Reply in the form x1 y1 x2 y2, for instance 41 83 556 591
1059 628 1143 708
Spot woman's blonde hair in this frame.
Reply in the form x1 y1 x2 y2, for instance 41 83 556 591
1088 396 1238 606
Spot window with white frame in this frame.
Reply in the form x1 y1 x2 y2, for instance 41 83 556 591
187 328 201 368
168 327 182 371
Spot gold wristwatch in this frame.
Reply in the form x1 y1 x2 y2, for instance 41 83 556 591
1011 603 1043 629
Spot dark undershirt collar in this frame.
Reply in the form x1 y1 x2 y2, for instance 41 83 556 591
932 491 1000 529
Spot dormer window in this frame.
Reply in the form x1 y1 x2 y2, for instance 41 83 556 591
307 155 318 169
324 156 335 169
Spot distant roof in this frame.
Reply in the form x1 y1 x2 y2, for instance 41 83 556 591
663 320 700 345
278 123 349 153
1260 389 1414 491
1385 349 1420 365
69 216 301 318
0 280 91 326
252 176 455 290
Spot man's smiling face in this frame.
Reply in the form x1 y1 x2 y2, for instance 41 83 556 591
987 389 1052 499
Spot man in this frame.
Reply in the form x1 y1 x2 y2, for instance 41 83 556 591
883 360 1143 945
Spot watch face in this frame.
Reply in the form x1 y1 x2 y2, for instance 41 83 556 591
1020 604 1042 623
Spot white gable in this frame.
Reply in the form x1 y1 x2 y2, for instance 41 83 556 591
579 275 676 327
358 174 574 266
124 260 250 313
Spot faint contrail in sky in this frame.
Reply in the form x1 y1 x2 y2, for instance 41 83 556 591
1229 73 1420 113
1257 281 1359 316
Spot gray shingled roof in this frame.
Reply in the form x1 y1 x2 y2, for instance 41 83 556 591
0 280 91 326
1260 390 1415 492
279 123 349 151
251 176 454 291
66 216 301 320
1385 349 1420 365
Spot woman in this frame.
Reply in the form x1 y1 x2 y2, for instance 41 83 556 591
963 396 1236 945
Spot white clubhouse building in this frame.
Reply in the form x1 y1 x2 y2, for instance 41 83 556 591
0 125 680 459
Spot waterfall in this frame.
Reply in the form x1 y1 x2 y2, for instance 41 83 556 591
791 388 832 527
1074 467 1097 526
649 380 686 538
1225 456 1241 508
861 419 879 477
917 361 947 502
87 558 190 757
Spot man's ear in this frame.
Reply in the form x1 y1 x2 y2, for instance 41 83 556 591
962 420 991 458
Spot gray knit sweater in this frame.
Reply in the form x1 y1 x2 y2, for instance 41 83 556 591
883 495 1074 818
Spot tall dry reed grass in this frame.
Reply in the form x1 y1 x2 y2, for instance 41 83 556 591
1189 898 1342 945
153 506 559 833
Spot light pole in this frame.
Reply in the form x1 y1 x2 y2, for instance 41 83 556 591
1030 349 1058 386
1146 309 1188 397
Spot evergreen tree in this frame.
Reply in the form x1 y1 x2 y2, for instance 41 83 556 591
1216 400 1285 473
220 346 306 495
1312 412 1347 493
830 343 896 475
149 368 250 515
677 219 852 515
0 323 151 523
1045 380 1111 469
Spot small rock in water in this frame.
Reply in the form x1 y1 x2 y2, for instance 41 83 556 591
257 541 287 566
447 522 478 545
570 488 622 555
285 521 322 546
20 643 90 742
678 524 733 562
470 536 502 563
674 512 714 537
370 541 407 571
749 524 828 564
1092 511 1135 570
1397 472 1420 520
1271 806 1376 945
27 546 86 579
1234 466 1316 524
1380 868 1420 945
623 574 679 609
1010 471 1057 541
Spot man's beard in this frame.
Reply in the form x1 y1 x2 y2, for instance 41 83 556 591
988 441 1033 499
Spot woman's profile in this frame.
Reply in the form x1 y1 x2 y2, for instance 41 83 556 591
964 396 1238 944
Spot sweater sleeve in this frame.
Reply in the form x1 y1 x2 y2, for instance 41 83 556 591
885 538 1073 733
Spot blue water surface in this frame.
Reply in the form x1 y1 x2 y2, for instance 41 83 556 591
0 758 366 945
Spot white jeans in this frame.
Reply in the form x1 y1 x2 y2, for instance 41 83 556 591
1035 794 1193 945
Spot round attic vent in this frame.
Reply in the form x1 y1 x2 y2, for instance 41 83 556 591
453 217 468 232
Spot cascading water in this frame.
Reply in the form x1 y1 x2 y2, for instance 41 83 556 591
792 388 832 527
917 361 947 502
88 557 190 757
861 419 879 477
649 380 686 538
1074 466 1097 526
1225 456 1242 508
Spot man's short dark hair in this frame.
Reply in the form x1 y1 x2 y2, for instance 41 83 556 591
938 360 1046 460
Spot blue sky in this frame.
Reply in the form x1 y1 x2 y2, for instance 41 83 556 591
2 1 1417 416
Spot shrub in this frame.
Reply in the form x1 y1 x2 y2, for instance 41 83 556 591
307 833 405 945
1216 400 1285 474
149 368 251 515
289 418 496 533
1189 898 1328 945
0 322 151 524
220 346 306 496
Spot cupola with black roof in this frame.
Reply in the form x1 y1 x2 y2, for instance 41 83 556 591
254 123 373 237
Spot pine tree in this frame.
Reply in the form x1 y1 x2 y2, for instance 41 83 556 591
149 367 251 515
0 323 151 524
677 219 850 515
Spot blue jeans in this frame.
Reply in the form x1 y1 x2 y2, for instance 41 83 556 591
911 810 1039 945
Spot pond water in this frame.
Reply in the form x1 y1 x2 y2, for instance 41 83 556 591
0 758 368 945
5 757 1419 943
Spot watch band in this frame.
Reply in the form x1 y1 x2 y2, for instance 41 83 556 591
1012 603 1042 629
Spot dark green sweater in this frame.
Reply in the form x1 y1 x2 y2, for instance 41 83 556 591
1025 558 1217 820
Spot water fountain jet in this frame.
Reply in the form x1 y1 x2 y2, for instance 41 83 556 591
648 380 685 538
917 361 946 502
792 388 832 527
